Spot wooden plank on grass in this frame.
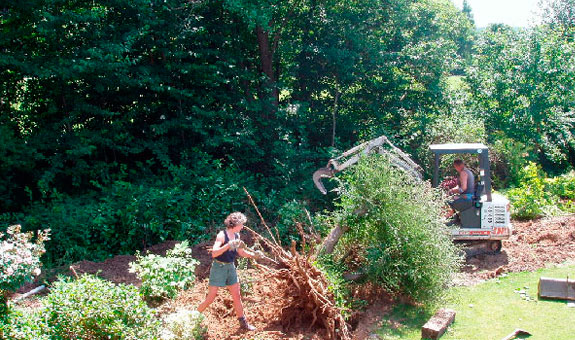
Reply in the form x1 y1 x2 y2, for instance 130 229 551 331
421 308 456 340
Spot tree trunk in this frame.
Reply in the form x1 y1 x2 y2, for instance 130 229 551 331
318 224 349 255
331 90 341 147
1 289 9 317
256 25 279 112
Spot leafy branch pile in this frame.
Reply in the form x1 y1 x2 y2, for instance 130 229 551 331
326 154 462 303
241 150 463 338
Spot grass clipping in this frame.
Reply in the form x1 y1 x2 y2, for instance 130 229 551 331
244 189 351 340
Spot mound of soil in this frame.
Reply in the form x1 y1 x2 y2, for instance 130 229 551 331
459 214 575 284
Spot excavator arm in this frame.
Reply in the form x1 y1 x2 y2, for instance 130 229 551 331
313 135 423 194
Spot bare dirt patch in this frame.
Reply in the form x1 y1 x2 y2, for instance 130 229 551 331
458 214 575 284
68 235 392 340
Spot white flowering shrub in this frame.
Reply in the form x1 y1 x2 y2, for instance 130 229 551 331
161 310 206 340
129 241 199 301
0 225 50 296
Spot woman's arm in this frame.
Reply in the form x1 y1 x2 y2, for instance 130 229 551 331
459 171 468 193
237 248 255 258
211 231 232 258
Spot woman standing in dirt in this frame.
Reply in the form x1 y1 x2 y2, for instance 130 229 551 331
197 212 262 331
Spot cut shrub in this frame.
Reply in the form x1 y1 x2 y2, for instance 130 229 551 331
328 154 462 303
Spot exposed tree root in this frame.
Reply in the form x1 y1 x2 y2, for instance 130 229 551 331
243 188 351 340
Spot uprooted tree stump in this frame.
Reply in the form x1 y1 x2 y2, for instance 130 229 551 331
246 228 351 339
244 188 351 340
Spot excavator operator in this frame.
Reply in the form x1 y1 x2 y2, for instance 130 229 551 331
448 159 475 213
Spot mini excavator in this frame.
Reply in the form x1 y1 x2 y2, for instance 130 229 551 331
313 136 512 255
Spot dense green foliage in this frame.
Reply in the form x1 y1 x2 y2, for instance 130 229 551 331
129 241 199 301
506 162 555 219
0 163 260 266
0 308 50 340
1 0 477 265
506 163 575 219
1 0 575 270
0 0 471 213
467 25 575 168
44 275 160 339
546 170 575 200
325 155 462 303
1 275 161 340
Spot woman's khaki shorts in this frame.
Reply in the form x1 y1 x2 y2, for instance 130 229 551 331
208 261 238 287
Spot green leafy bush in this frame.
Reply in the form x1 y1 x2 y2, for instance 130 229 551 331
314 255 353 317
273 200 311 246
545 170 575 200
0 309 50 340
507 162 556 219
160 310 206 340
44 274 160 340
129 241 199 301
4 157 261 266
328 154 462 303
492 136 535 188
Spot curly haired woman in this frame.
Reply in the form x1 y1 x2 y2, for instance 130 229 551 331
197 212 263 331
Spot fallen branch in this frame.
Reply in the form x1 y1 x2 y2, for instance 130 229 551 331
243 187 281 247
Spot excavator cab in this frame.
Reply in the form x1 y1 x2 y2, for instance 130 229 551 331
430 143 512 253
430 143 491 228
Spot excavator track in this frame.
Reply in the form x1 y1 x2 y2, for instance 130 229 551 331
457 240 502 258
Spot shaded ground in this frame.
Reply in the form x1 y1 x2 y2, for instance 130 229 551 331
13 214 575 339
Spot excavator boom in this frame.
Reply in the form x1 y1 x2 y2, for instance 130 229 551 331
313 135 423 194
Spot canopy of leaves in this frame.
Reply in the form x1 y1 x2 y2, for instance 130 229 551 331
466 24 575 168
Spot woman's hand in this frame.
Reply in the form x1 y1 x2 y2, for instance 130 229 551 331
228 239 245 251
252 250 265 260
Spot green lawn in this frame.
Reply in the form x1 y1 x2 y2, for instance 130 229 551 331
376 264 575 340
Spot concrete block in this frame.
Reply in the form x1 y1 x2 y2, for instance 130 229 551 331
421 308 456 340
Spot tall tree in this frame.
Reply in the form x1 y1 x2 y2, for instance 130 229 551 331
0 0 478 211
462 0 475 26
466 25 575 168
538 0 575 29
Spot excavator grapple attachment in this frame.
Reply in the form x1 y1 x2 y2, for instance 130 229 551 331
313 167 335 195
